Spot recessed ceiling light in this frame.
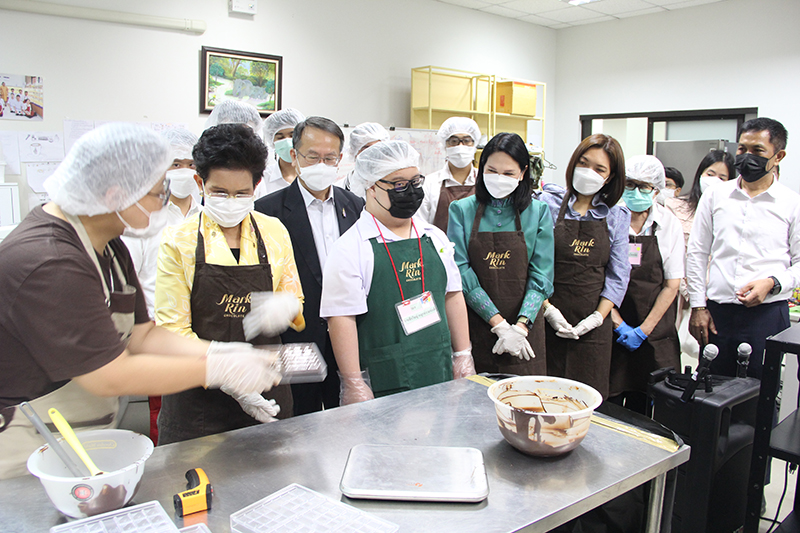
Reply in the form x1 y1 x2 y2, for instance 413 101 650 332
565 0 602 5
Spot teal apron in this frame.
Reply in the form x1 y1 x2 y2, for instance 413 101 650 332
356 229 453 397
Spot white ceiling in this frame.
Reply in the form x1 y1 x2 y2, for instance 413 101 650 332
436 0 727 29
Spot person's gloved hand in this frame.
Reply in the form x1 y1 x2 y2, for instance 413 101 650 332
491 321 534 360
205 341 282 397
338 370 374 405
617 326 648 351
545 305 579 339
223 389 280 423
451 347 476 379
573 311 605 337
242 291 301 340
614 321 634 338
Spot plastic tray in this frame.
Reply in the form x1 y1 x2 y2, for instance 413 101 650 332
271 343 328 384
230 483 398 533
179 524 212 533
50 501 179 533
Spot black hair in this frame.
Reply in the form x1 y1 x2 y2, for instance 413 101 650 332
664 167 684 189
193 123 268 186
739 117 788 152
293 116 344 153
687 150 735 211
475 132 532 212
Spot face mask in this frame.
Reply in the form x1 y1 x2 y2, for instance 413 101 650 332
483 172 520 199
656 188 675 205
375 184 425 219
166 168 198 199
203 194 253 228
446 145 476 169
622 188 655 213
274 138 293 163
299 162 339 192
735 153 773 183
700 175 723 194
117 201 170 239
572 166 607 196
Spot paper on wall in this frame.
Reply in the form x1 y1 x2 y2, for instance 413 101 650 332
0 132 21 175
28 192 50 208
19 131 65 162
26 161 60 193
63 119 95 153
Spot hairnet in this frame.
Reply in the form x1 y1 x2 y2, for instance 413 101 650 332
626 155 666 190
204 100 263 134
44 123 172 216
350 140 420 198
437 117 481 144
160 128 198 161
348 122 390 160
262 108 305 148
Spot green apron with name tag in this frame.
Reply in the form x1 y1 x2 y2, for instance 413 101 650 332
357 235 453 397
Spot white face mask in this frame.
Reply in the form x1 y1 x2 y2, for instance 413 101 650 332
117 201 170 239
483 172 520 199
656 188 675 205
700 175 723 194
572 166 607 196
299 162 339 192
203 193 254 228
166 168 198 199
446 145 477 169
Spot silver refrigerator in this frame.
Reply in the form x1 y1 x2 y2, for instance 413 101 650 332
653 140 737 196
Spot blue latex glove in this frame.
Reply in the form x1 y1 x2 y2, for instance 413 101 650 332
614 321 634 338
617 326 648 351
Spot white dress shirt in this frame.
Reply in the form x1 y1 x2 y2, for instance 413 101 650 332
320 210 462 318
686 177 800 307
298 182 340 270
629 201 685 280
254 158 291 199
417 164 477 224
121 196 202 319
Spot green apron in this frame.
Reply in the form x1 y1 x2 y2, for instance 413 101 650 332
357 234 453 397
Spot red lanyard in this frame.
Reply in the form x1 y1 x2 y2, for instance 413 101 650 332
371 215 425 301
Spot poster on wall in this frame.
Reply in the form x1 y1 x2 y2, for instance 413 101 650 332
200 46 282 117
19 131 64 162
0 73 43 121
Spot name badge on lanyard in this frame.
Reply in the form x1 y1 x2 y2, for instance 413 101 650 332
396 291 441 336
629 242 642 266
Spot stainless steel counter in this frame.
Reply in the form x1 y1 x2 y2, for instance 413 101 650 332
0 379 689 533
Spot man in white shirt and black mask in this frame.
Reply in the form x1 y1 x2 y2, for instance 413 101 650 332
687 117 799 378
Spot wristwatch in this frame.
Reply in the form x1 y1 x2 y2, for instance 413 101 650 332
769 276 782 295
517 316 534 331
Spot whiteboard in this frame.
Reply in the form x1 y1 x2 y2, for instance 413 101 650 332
337 126 445 180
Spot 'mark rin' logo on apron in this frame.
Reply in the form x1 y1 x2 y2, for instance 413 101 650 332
216 293 251 318
570 238 595 257
482 250 511 270
400 260 422 282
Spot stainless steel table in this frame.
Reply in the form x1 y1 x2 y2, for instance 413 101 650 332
0 379 689 533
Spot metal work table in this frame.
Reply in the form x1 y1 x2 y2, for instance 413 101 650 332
0 379 688 533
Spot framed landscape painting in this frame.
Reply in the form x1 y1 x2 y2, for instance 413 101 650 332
200 46 282 116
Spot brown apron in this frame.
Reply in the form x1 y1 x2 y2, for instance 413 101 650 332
158 214 292 445
0 214 132 479
546 199 613 399
609 232 679 397
432 181 475 233
467 203 546 375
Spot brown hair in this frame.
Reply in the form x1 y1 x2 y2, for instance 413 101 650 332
564 133 626 207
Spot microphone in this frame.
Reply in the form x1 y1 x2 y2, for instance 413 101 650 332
737 343 752 378
681 344 719 402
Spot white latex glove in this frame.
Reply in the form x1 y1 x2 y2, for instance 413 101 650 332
338 370 375 405
451 347 477 379
573 311 605 337
205 341 282 397
545 305 579 340
491 320 531 359
223 389 280 423
242 291 301 340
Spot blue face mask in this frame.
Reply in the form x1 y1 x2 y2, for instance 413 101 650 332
622 188 655 213
274 138 293 163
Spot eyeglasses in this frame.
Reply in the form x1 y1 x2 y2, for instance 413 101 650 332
377 175 425 192
296 149 341 166
664 182 678 190
147 178 171 207
205 191 255 200
445 136 475 147
625 181 655 194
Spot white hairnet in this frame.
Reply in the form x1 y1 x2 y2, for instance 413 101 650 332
350 140 420 198
204 100 263 134
437 117 481 144
44 123 172 216
348 122 390 160
262 108 305 148
626 155 666 190
160 128 198 161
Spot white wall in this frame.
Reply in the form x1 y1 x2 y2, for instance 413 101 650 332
0 0 556 216
553 0 800 190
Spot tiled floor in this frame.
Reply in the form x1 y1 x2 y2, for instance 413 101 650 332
760 458 797 533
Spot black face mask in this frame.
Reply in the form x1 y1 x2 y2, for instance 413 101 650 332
735 153 773 183
379 184 425 219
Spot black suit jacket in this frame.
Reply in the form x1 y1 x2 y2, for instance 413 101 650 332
254 180 364 357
